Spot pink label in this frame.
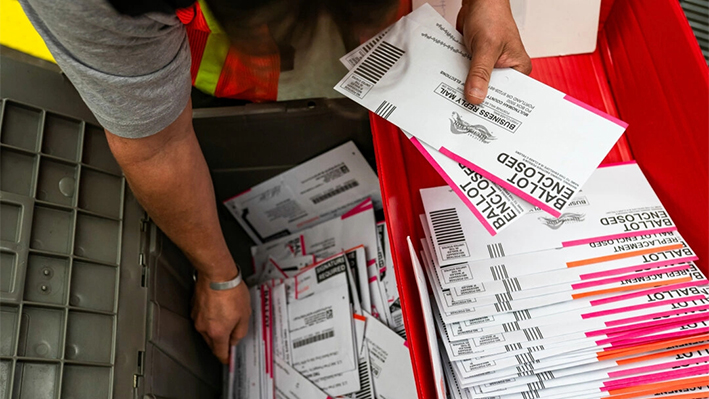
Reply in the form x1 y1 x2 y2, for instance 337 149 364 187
439 146 562 218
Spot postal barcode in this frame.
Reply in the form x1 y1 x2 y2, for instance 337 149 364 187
292 330 334 348
527 381 546 391
523 327 544 341
536 371 555 382
515 352 535 365
311 180 359 204
353 41 405 85
490 264 509 280
513 310 532 321
355 358 372 399
502 278 522 293
375 100 397 120
521 392 541 399
487 243 506 258
429 208 466 246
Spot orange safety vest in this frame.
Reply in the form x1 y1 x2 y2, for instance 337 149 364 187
176 0 410 102
176 0 280 101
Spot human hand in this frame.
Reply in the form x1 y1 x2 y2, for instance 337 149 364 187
191 271 251 364
457 0 532 104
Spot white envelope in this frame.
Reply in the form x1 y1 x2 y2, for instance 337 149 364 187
364 311 418 399
422 163 677 268
408 134 533 236
289 286 358 381
346 245 373 315
252 198 380 272
378 222 405 333
274 355 330 399
408 237 447 399
335 4 627 218
224 141 381 243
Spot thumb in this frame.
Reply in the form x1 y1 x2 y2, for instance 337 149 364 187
465 42 501 105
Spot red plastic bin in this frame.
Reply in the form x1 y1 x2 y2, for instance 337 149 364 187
371 0 709 397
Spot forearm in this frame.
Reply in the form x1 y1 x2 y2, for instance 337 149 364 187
106 100 237 281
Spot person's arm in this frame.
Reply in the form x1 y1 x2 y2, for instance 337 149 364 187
458 0 532 104
105 100 250 364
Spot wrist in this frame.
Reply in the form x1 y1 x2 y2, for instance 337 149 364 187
196 261 240 283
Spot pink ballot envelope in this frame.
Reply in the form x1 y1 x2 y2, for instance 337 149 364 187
335 4 627 218
408 133 533 236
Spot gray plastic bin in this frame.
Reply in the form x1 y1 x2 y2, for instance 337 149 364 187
0 49 374 399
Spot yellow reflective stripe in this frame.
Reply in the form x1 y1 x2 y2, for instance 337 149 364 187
197 0 223 33
193 32 231 95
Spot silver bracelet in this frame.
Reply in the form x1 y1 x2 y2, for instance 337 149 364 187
193 266 244 291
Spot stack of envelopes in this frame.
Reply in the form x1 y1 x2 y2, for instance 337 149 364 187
416 162 708 399
225 142 417 399
333 4 709 398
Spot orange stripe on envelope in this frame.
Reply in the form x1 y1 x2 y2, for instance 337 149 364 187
571 276 692 299
566 243 684 267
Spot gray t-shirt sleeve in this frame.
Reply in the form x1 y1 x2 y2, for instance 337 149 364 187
19 0 192 138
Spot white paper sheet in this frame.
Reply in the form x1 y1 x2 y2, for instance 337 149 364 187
274 355 330 399
364 311 419 399
224 141 381 243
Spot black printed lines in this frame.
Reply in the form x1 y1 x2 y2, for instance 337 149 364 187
353 41 405 85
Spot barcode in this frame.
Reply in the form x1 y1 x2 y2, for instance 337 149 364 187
311 180 359 204
513 310 532 321
521 392 541 399
490 264 509 280
523 327 544 341
536 371 555 382
353 41 405 85
494 301 512 312
429 208 466 246
292 329 334 348
505 343 523 352
515 352 536 365
502 321 520 333
495 292 513 303
487 243 506 258
354 357 372 399
502 278 522 293
527 381 546 391
375 100 397 119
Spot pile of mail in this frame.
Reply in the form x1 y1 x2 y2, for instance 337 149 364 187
417 162 709 398
333 4 709 398
224 142 416 398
